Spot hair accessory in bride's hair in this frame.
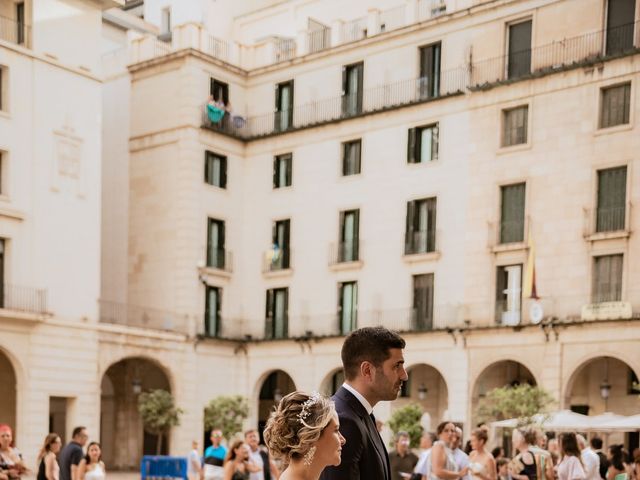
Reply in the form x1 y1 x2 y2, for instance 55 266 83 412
297 391 322 424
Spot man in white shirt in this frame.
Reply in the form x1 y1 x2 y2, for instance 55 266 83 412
453 427 472 480
577 435 600 480
245 430 279 480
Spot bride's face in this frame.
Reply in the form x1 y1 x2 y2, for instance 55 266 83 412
314 415 345 467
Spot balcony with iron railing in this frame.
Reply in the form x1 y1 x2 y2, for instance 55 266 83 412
262 246 292 273
469 20 640 90
202 68 466 140
329 241 361 266
0 283 48 316
206 247 233 273
404 229 438 256
0 13 30 47
98 300 192 335
583 203 631 239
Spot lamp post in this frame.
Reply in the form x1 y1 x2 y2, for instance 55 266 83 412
274 387 283 402
600 358 611 410
418 383 428 401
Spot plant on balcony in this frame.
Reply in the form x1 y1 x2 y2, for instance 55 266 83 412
476 384 554 427
138 389 184 454
387 403 423 448
204 395 249 442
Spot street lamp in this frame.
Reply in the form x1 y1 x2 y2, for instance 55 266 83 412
132 378 142 395
600 358 611 410
418 383 428 401
274 387 283 402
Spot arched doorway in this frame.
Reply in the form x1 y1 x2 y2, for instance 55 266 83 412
100 357 172 469
392 363 449 432
257 370 296 441
471 360 536 428
320 368 344 396
0 350 17 436
564 356 640 450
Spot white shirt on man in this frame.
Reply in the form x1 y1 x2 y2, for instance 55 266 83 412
342 382 374 415
453 448 472 480
249 448 264 480
581 447 601 480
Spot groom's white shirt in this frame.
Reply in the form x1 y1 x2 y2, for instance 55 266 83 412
342 382 373 415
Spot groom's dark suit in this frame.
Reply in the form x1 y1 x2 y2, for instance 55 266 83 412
320 386 391 480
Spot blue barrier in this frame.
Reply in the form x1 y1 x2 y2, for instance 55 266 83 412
140 455 188 480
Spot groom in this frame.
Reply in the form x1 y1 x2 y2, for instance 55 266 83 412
320 326 408 480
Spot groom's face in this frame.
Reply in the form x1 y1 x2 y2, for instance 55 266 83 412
372 348 408 401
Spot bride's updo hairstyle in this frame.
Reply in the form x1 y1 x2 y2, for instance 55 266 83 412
264 391 336 465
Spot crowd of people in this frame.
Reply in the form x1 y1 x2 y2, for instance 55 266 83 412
382 423 640 480
0 425 104 480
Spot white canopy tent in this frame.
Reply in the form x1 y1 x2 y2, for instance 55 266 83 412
489 410 640 432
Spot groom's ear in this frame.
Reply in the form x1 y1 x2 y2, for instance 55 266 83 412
360 360 375 381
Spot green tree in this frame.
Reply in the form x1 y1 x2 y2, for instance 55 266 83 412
138 389 184 454
204 395 249 442
476 384 554 427
387 403 423 448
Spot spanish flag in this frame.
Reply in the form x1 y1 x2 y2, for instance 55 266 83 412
523 229 538 299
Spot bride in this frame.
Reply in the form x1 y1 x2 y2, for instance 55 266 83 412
264 391 345 480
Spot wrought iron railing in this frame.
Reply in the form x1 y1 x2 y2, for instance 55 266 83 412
341 17 367 44
379 5 406 33
206 248 233 272
0 283 47 315
404 230 437 255
417 0 447 21
329 241 361 265
469 21 640 89
307 26 331 54
203 68 466 139
99 300 191 334
584 204 631 236
262 247 292 272
0 14 30 47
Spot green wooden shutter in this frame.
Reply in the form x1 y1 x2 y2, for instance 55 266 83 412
405 201 415 253
220 156 227 189
432 124 439 160
206 218 213 266
407 128 416 163
265 289 274 339
355 140 361 174
273 156 279 188
353 209 360 260
427 198 437 252
285 154 292 186
356 63 364 113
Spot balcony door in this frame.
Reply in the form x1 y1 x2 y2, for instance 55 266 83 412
606 0 636 55
413 274 434 331
272 219 290 269
275 81 294 131
266 288 288 339
339 210 359 262
342 62 364 116
507 20 532 79
338 282 357 335
496 265 522 325
419 42 441 98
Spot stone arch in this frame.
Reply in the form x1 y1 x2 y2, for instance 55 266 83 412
563 355 640 416
255 369 296 442
470 359 537 427
392 363 449 432
0 346 19 440
319 366 344 396
100 356 173 470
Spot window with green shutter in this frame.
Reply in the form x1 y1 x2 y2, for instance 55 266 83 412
592 254 623 303
339 209 360 262
405 198 437 254
408 124 439 164
500 183 525 243
206 218 225 269
204 286 221 337
502 106 528 147
338 281 358 335
342 139 362 176
413 273 434 331
596 166 627 232
265 287 289 339
204 150 227 188
273 153 292 188
600 83 631 129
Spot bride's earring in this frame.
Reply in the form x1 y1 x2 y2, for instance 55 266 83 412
303 446 316 466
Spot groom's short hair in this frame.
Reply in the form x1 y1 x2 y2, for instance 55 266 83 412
341 326 405 380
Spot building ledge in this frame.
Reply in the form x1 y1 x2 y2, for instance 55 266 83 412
0 308 49 324
263 268 293 279
584 230 630 242
402 251 441 263
199 265 232 281
491 242 527 254
329 260 363 272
